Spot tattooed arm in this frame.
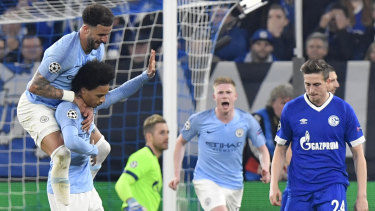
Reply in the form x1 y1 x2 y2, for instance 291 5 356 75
28 71 93 131
28 72 63 99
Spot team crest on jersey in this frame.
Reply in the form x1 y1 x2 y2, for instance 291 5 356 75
67 109 78 119
130 161 138 168
184 120 190 130
328 115 339 127
49 62 61 73
235 128 244 137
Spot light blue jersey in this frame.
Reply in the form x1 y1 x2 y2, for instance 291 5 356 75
275 93 365 196
25 31 105 108
47 71 149 194
181 108 266 189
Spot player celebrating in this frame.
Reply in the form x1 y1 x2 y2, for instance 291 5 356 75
269 59 368 211
115 114 169 211
17 4 114 208
169 76 270 211
48 58 155 210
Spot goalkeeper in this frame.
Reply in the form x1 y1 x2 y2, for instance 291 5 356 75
115 114 169 211
49 58 155 210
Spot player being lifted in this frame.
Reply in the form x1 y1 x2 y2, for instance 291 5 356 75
269 59 368 211
17 3 155 209
49 57 155 210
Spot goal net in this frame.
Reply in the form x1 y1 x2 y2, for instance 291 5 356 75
0 0 236 210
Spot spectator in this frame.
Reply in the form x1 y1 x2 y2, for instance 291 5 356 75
305 32 328 60
341 0 374 59
214 6 249 61
316 3 355 61
20 35 43 64
4 36 43 74
0 7 28 63
341 0 372 34
237 29 275 63
267 3 294 60
244 83 293 181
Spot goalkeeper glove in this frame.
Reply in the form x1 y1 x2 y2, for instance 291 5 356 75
124 198 144 211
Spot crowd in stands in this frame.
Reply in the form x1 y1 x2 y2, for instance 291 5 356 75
214 0 375 63
2 0 375 70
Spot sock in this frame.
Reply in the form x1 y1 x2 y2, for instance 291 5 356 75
51 145 71 206
91 136 111 179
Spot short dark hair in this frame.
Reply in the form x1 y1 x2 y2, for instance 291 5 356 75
300 59 331 80
72 60 115 93
82 4 114 27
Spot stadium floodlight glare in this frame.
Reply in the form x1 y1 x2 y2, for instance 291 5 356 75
239 0 268 16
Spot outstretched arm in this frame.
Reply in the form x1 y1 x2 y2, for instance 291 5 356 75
257 144 270 183
269 144 287 207
168 134 187 190
96 49 156 110
351 144 368 211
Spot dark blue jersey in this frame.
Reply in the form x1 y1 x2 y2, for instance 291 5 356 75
275 93 365 196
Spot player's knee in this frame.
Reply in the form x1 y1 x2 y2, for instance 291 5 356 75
51 145 71 169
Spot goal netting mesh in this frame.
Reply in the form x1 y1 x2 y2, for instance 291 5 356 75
0 0 236 210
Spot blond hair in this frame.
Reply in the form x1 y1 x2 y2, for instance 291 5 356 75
213 76 236 89
143 114 166 136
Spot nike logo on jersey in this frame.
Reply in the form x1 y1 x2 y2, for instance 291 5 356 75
206 130 215 134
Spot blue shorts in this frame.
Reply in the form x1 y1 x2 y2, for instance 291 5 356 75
285 183 347 211
280 184 289 211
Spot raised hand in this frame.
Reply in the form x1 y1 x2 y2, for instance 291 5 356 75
73 96 93 132
147 49 156 78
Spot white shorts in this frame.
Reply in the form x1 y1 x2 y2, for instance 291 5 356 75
17 92 60 148
48 188 103 211
193 179 243 211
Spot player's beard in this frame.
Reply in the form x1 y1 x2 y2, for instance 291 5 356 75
87 37 99 51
